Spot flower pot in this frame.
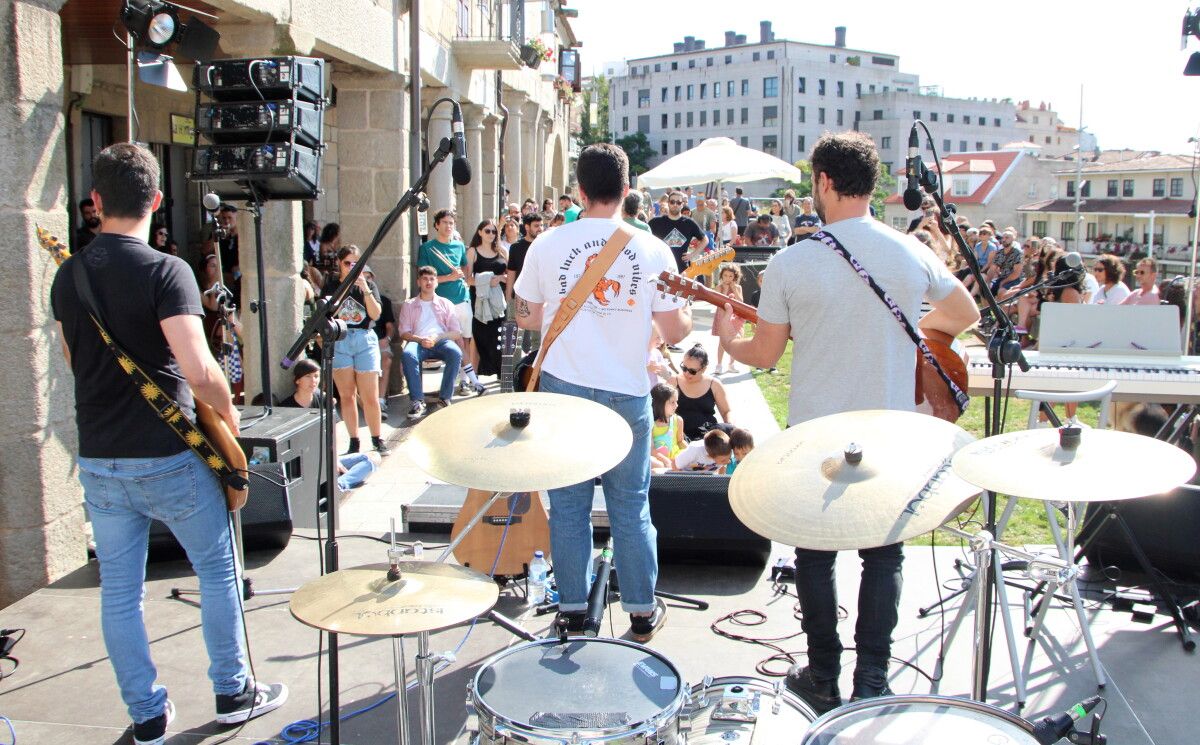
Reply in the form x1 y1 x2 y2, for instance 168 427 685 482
519 44 542 69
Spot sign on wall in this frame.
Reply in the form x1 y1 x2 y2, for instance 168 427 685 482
170 114 195 146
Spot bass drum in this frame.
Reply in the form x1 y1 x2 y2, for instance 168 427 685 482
468 638 685 744
683 676 818 744
800 694 1037 744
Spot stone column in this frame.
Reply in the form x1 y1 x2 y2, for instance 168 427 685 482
0 0 83 606
482 113 501 220
520 102 538 204
461 104 485 230
502 92 525 206
535 115 549 206
426 99 455 218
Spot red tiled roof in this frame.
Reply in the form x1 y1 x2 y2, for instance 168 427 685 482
1017 198 1194 215
886 151 1021 206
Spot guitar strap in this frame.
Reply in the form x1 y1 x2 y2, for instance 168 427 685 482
524 226 635 392
70 258 249 495
811 229 970 416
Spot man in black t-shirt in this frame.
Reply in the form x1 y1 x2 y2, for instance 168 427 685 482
649 191 708 271
505 212 544 353
51 144 287 741
73 197 101 250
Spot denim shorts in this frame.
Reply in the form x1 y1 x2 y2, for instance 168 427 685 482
333 327 381 373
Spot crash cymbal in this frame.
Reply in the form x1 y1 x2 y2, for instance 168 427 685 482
404 392 633 492
729 409 981 551
289 562 499 636
952 427 1196 502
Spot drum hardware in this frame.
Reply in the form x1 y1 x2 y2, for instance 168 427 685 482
681 676 818 744
799 693 1041 744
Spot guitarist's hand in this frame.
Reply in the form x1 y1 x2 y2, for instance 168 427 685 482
215 402 240 438
714 302 741 343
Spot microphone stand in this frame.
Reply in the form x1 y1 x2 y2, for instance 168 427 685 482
914 125 1030 703
280 136 456 745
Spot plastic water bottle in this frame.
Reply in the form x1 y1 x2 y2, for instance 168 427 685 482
528 551 549 605
411 540 424 560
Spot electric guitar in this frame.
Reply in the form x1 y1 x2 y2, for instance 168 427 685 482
450 321 553 575
682 246 736 281
36 225 250 509
656 271 970 423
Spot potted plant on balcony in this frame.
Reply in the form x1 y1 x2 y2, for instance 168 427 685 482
554 75 574 101
519 38 552 69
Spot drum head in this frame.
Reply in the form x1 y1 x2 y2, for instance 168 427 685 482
474 639 682 731
801 695 1037 744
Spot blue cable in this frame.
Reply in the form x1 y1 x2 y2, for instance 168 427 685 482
0 715 14 745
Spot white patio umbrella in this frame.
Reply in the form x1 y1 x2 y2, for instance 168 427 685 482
638 137 805 189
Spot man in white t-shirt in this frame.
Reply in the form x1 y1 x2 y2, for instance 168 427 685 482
397 266 464 419
714 132 978 712
514 143 691 642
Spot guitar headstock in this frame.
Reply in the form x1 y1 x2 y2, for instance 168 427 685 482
656 271 706 304
500 320 518 355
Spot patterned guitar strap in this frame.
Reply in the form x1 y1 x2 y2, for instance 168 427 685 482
811 229 970 417
72 258 249 492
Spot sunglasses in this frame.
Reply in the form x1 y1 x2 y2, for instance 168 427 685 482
342 260 356 267
482 228 496 234
681 365 702 375
1134 269 1148 275
156 230 168 235
669 200 684 206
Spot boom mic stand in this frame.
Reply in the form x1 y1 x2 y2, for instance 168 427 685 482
281 136 457 745
911 121 1030 702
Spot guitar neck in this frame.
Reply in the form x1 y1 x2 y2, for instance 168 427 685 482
657 271 759 324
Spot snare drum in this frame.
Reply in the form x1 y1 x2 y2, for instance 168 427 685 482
800 694 1038 744
468 638 686 744
683 676 818 744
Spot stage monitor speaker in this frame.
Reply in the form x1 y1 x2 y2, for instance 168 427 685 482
237 405 325 530
1080 486 1200 581
648 473 769 566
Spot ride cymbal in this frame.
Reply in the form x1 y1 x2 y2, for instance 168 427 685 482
729 409 981 551
404 392 633 492
952 427 1196 502
289 562 499 636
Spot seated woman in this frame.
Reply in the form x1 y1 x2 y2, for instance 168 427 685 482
280 358 325 409
670 344 734 440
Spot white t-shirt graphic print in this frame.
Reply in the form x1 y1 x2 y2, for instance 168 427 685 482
514 217 684 396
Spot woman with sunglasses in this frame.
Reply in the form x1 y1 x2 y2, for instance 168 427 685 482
321 245 388 454
149 223 177 255
498 217 521 253
1089 253 1130 305
466 220 508 378
670 344 734 440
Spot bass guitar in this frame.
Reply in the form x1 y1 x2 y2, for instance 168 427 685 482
450 321 553 575
655 271 969 422
36 225 250 510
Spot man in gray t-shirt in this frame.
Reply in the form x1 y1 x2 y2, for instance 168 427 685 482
715 132 977 713
729 187 751 235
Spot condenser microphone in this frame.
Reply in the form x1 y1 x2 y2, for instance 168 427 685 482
582 544 614 637
202 192 222 212
450 102 472 186
903 124 924 211
1050 251 1085 285
1031 696 1101 744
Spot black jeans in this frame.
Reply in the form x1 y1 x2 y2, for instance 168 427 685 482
794 542 904 683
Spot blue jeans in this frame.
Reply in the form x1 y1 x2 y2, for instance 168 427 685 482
79 449 248 724
333 327 381 373
337 453 377 490
540 372 656 614
400 339 462 401
793 543 904 683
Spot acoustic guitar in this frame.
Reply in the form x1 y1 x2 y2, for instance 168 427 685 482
36 226 250 510
656 271 970 423
450 321 553 575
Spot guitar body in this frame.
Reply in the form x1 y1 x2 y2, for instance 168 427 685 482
451 489 552 575
915 330 969 423
450 321 551 575
194 397 250 510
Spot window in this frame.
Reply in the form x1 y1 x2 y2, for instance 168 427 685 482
943 139 951 152
1060 222 1074 241
1028 184 1037 198
880 136 891 149
1152 178 1165 197
700 110 707 126
661 140 668 155
1107 179 1118 197
655 63 661 72
741 79 750 95
991 143 998 150
727 108 734 123
687 138 693 148
975 141 982 150
930 112 938 122
688 59 695 69
752 52 760 62
947 114 955 123
892 217 906 230
763 134 778 154
913 110 921 120
621 116 628 132
818 79 826 96
1086 222 1098 240
836 109 843 126
836 81 844 98
740 107 749 124
714 83 721 99
798 77 806 93
674 139 681 154
671 62 678 70
994 117 1001 127
763 105 778 126
637 89 650 108
1045 136 1051 144
829 53 836 63
1032 220 1047 236
872 109 883 120
763 76 779 98
1123 179 1134 197
767 50 775 60
855 82 862 98
687 84 694 100
661 87 668 103
1171 177 1184 197
724 55 732 64
727 81 734 97
798 105 806 123
818 107 826 125
869 84 875 93
872 55 896 66
1081 181 1090 197
621 91 629 106
953 178 969 196
674 86 681 102
740 136 749 146
661 113 668 128
959 140 967 151
686 111 693 127
714 109 720 125
674 112 681 127
700 83 707 99
635 115 650 134
798 134 806 151
1066 180 1075 197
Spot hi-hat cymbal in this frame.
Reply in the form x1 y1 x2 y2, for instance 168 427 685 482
404 392 633 492
952 427 1196 502
730 410 981 551
289 562 499 636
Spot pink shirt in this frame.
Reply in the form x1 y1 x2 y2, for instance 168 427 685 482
1120 286 1161 306
397 294 461 337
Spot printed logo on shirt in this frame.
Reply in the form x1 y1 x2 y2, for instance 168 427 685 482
662 228 689 249
337 296 368 325
556 239 644 317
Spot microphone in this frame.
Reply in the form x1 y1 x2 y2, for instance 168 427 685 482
450 102 472 186
903 124 924 211
202 192 222 212
582 543 614 637
1050 251 1085 285
1031 696 1102 744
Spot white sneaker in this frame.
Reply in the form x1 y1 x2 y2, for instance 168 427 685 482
714 364 726 374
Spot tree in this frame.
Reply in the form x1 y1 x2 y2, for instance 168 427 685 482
771 160 812 199
871 168 897 222
615 132 655 176
772 159 895 222
578 75 610 147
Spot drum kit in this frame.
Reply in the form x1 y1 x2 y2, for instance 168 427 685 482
287 394 1195 744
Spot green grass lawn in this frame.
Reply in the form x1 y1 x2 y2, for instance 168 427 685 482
751 340 1098 546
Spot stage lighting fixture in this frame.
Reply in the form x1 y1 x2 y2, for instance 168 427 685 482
120 0 220 60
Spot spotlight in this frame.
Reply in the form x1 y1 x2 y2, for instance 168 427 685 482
120 0 220 60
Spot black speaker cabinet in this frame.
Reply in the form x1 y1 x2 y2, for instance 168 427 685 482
237 405 325 529
1080 486 1200 581
648 473 769 566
